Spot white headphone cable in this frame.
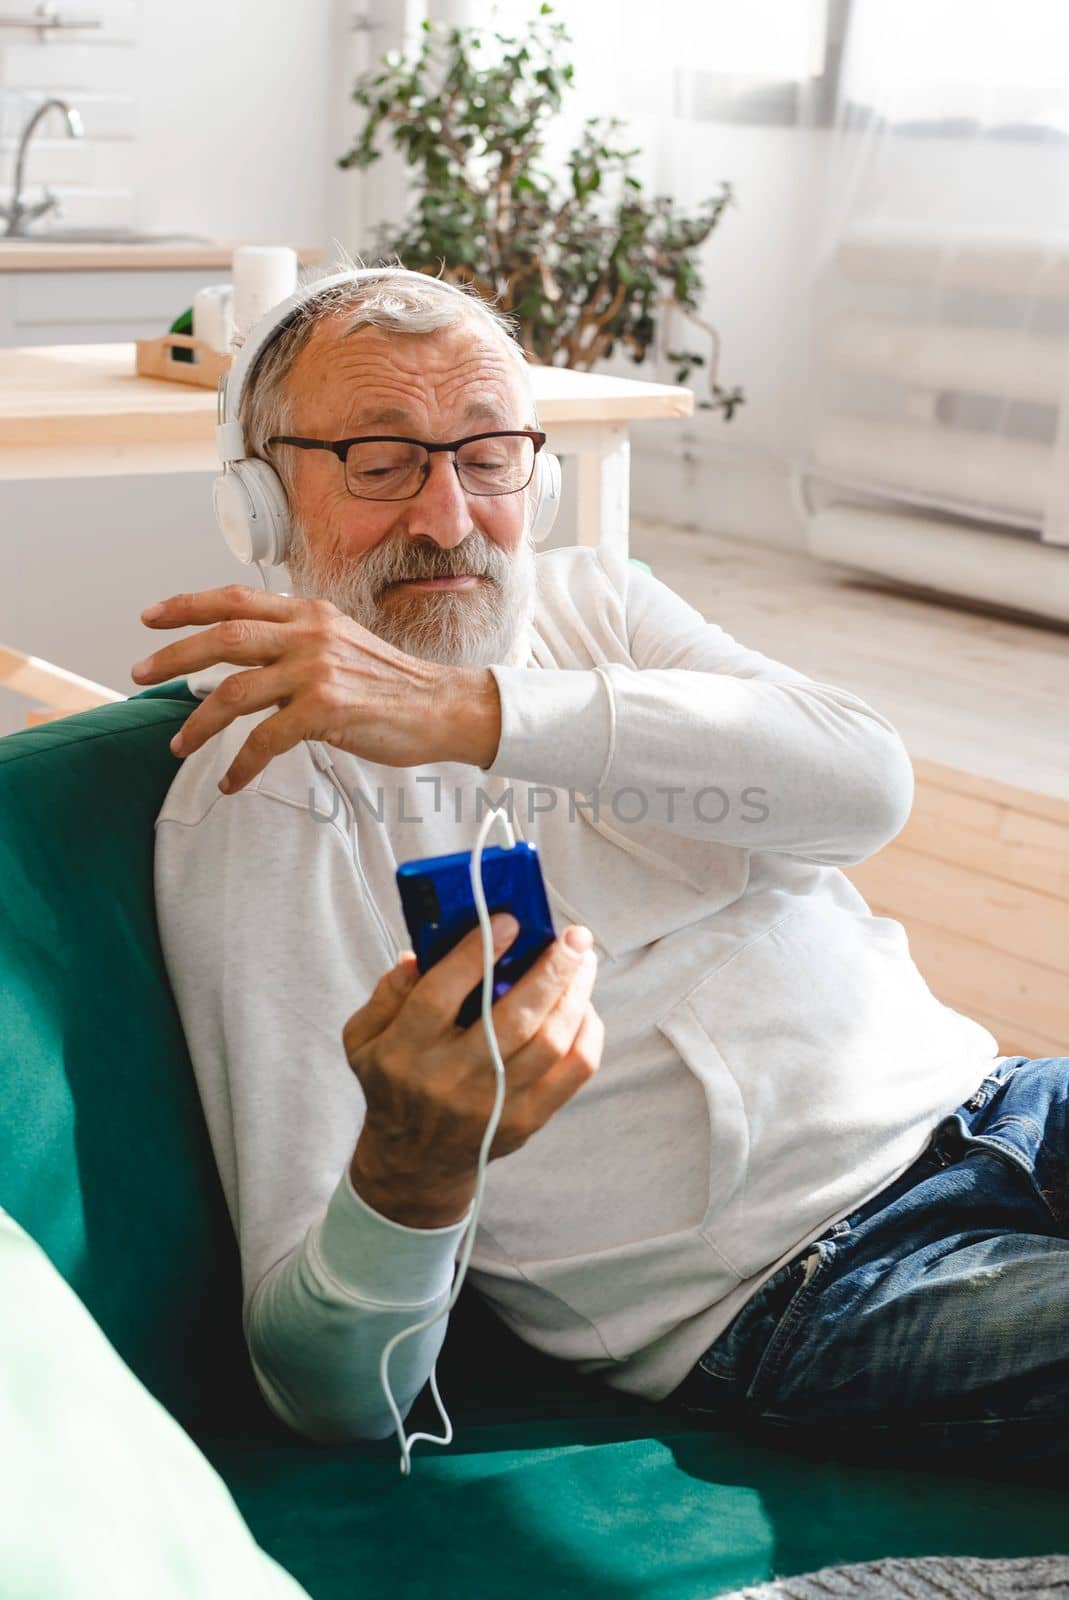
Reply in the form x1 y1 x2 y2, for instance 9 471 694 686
378 801 516 1476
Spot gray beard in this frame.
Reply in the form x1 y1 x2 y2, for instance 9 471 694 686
284 523 536 668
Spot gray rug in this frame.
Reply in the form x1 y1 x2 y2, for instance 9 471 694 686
716 1554 1069 1600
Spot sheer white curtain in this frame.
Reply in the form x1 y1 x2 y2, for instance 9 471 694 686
802 0 1069 561
474 0 827 119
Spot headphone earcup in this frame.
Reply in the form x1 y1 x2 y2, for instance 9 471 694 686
212 459 292 567
529 450 562 545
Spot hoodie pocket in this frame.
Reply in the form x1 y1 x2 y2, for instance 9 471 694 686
654 901 997 1282
498 1226 743 1367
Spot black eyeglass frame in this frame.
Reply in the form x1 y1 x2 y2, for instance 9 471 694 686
265 428 548 501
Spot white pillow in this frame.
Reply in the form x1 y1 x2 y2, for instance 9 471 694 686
0 1207 309 1599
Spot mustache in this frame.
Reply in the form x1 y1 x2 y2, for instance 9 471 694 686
358 531 509 595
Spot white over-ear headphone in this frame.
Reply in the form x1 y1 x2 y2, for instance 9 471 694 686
212 266 562 568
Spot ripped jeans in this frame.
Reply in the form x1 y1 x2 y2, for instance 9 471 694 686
667 1056 1069 1470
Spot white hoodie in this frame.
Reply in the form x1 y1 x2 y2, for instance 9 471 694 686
154 544 1000 1442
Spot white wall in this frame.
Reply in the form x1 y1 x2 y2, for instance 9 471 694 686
134 0 333 245
622 122 828 552
1 0 335 246
0 1 140 228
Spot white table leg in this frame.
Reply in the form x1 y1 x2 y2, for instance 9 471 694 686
577 428 630 560
544 420 632 560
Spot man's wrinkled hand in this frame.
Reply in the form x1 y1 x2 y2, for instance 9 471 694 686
130 585 502 792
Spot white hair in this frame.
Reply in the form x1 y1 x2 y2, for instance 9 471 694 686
238 256 538 499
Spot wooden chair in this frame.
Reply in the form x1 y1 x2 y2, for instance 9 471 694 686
0 645 124 728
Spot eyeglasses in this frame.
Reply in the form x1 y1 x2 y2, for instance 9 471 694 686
265 429 547 502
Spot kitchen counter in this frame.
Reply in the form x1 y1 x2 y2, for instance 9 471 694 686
0 240 322 273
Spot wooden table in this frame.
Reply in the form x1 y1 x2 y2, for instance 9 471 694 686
0 343 693 559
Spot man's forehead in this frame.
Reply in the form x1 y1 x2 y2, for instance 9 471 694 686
293 317 530 429
344 397 517 430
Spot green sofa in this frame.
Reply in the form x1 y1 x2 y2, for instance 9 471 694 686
1 684 1064 1599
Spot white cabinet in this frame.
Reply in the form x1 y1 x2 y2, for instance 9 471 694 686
0 467 242 737
0 268 228 347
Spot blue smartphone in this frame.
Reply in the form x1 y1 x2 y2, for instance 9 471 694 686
396 842 557 1029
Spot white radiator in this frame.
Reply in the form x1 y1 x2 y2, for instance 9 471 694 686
806 506 1069 626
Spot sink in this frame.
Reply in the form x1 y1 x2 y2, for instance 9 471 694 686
1 228 214 245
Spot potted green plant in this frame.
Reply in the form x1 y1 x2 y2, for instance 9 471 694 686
338 4 742 416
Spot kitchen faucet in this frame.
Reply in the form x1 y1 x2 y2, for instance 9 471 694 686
1 98 84 238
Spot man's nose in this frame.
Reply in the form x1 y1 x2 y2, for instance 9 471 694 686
402 453 474 549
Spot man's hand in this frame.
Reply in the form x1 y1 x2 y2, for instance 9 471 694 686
130 585 502 792
344 917 604 1229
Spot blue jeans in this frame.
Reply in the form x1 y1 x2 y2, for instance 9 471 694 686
667 1056 1069 1471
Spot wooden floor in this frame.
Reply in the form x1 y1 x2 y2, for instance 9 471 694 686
630 520 1069 1061
630 520 1069 803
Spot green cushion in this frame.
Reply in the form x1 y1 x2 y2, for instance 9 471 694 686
0 682 263 1435
0 1206 308 1599
210 1420 1069 1600
1 686 1065 1600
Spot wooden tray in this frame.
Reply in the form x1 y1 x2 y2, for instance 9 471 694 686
135 332 233 388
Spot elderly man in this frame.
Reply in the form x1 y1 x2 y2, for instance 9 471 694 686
138 267 1068 1467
